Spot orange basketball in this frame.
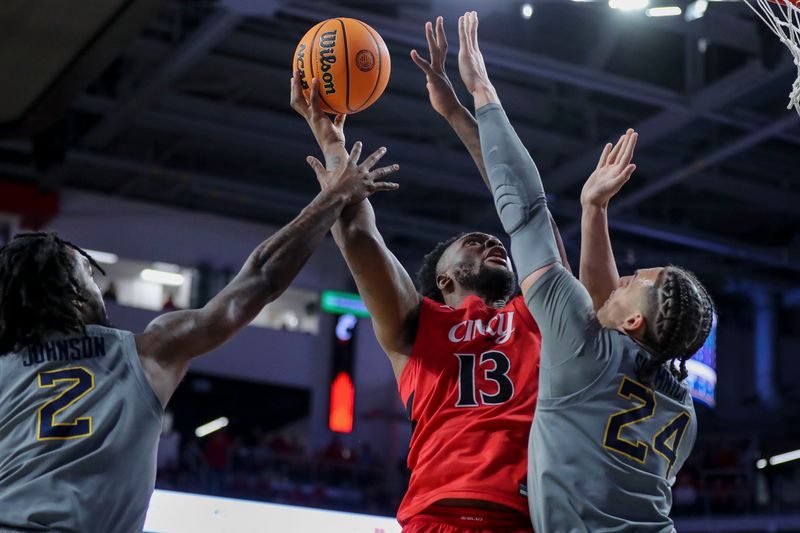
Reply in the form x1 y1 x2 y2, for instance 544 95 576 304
293 18 391 114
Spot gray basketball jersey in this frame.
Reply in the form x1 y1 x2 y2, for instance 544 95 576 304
525 266 697 533
0 325 163 533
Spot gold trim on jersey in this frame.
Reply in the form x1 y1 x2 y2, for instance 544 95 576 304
602 376 657 464
36 366 95 441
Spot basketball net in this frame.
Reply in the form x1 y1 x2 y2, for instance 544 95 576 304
743 0 800 115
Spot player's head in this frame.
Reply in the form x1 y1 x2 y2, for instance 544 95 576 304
417 232 516 305
597 265 714 379
0 232 109 354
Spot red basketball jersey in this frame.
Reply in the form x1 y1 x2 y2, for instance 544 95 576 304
397 294 541 524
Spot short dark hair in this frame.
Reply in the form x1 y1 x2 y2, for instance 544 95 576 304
638 266 714 381
0 232 105 354
416 233 465 303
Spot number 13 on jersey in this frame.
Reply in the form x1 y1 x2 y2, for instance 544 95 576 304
455 350 514 407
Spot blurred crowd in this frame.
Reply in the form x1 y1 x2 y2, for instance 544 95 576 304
155 424 407 516
156 424 800 518
672 438 800 516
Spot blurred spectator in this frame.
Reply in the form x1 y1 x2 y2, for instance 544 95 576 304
203 430 230 494
157 411 181 473
162 293 177 311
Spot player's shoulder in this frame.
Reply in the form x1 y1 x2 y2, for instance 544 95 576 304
508 293 538 332
419 296 458 313
85 324 135 343
86 324 131 335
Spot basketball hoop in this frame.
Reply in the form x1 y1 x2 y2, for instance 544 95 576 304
743 0 800 115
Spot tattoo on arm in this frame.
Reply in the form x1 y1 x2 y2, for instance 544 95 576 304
327 156 342 171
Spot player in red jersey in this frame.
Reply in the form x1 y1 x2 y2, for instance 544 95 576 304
291 19 568 531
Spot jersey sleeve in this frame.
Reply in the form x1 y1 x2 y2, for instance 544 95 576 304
524 264 617 399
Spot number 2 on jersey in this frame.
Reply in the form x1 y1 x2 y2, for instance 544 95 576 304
455 350 514 407
37 367 94 441
603 376 691 474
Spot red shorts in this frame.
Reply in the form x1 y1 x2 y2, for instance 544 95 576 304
401 506 534 533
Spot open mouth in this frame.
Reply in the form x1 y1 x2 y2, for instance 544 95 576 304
485 256 507 266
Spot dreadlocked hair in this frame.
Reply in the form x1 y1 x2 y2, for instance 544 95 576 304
416 233 465 303
637 266 714 382
0 232 105 355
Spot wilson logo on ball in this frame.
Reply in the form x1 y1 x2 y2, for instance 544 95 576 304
293 17 391 114
318 30 337 95
355 50 375 72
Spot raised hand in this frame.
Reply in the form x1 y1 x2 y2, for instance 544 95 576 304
457 11 492 97
290 72 346 150
307 142 400 205
580 129 638 209
410 16 462 120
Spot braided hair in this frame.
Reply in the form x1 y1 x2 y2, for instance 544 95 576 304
638 266 714 381
416 233 465 303
0 232 105 355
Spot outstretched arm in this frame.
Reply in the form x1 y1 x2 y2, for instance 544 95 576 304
459 12 613 398
292 75 420 381
412 16 572 271
579 129 637 311
411 16 489 187
135 143 399 407
458 11 557 289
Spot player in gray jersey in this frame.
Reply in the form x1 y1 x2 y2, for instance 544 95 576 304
0 142 399 533
456 12 714 532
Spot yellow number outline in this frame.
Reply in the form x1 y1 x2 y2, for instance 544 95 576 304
37 366 94 441
652 411 692 475
602 377 657 464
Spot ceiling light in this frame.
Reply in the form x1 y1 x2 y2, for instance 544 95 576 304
685 0 708 21
195 417 228 438
646 6 682 16
141 269 185 286
769 448 800 466
521 3 534 19
609 0 649 11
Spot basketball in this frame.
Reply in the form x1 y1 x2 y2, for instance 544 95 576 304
293 18 391 114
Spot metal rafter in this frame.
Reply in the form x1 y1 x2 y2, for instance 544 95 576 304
82 9 242 148
272 1 687 110
557 112 800 240
545 59 796 195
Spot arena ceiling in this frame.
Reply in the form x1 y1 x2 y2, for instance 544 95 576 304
1 0 799 295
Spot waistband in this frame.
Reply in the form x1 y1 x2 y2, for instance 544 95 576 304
409 504 533 529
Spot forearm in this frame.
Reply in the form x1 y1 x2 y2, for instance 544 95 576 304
137 189 348 379
476 101 560 281
324 195 418 356
579 204 619 311
315 136 365 241
245 189 346 298
319 140 348 172
472 83 500 109
446 105 490 188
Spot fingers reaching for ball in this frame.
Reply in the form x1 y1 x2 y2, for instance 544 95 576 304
307 142 400 205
